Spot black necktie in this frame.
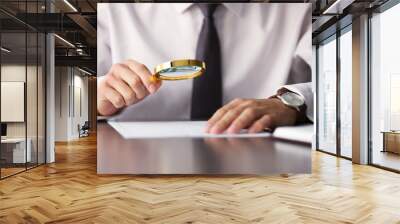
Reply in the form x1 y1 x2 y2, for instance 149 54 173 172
191 4 222 120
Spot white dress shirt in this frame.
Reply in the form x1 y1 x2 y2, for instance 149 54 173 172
97 3 313 121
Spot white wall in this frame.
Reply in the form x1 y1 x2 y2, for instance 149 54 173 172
72 73 89 138
1 65 26 140
55 66 69 141
54 67 89 141
1 65 40 138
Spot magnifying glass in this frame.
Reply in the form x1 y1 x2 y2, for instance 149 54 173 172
150 59 206 82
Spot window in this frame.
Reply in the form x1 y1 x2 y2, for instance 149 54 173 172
0 1 47 179
316 25 353 159
370 2 400 171
317 35 337 154
339 27 352 158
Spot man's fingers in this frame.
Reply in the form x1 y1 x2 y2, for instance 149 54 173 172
207 98 246 131
107 76 137 105
124 60 161 93
110 63 148 98
248 115 274 133
104 85 126 109
227 108 262 134
208 109 243 134
98 60 160 116
206 108 228 131
205 98 298 135
111 63 149 99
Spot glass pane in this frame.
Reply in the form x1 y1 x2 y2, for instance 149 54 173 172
27 31 38 169
317 36 337 154
26 0 39 170
1 31 27 177
371 3 400 171
339 29 352 158
0 1 46 178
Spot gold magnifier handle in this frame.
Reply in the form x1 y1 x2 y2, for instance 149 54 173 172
150 75 160 83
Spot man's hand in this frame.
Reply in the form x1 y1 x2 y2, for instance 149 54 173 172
206 98 300 134
97 59 162 116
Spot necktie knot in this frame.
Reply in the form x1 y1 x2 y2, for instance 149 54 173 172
198 4 219 19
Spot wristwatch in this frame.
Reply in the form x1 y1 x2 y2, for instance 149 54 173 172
276 91 305 112
274 91 307 123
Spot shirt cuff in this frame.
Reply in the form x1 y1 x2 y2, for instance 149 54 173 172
279 82 313 122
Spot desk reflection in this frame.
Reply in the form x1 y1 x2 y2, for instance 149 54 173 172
98 123 311 175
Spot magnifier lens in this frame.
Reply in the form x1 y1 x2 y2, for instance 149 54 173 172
154 59 205 81
158 65 202 77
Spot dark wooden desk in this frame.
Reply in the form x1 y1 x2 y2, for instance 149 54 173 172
97 122 311 175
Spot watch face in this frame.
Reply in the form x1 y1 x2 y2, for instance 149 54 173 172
280 92 304 107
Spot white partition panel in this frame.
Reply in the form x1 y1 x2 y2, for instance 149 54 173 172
1 82 25 122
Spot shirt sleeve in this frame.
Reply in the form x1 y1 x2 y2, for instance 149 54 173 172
279 82 313 122
97 4 112 77
285 4 312 85
295 4 312 71
280 5 313 122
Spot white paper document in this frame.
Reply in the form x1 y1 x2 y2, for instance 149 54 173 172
108 121 272 139
108 121 313 143
272 125 313 143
